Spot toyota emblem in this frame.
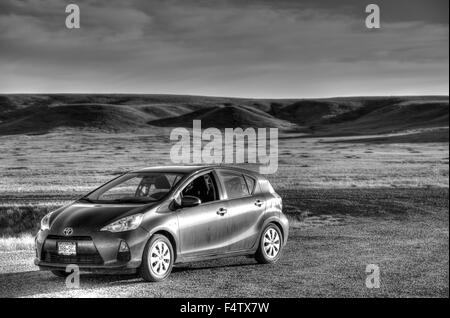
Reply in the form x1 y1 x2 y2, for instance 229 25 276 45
63 227 73 236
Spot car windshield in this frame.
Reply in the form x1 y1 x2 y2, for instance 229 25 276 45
82 172 184 204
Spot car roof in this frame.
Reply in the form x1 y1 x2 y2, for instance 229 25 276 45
132 165 262 177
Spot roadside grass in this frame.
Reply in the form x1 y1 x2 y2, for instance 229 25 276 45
0 233 34 251
281 187 449 219
0 203 63 236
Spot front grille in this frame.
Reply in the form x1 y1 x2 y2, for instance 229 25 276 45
46 235 92 241
43 252 103 265
41 235 104 265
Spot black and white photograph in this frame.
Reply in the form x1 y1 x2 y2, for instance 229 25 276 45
0 0 448 302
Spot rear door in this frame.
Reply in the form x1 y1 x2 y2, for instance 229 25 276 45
216 170 266 252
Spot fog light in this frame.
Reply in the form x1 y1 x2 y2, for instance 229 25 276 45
118 240 131 262
119 240 130 253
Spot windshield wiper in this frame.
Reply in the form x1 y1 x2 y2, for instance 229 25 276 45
110 198 156 204
78 197 96 203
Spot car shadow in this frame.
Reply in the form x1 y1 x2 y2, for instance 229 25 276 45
172 259 260 273
0 257 261 297
0 270 139 298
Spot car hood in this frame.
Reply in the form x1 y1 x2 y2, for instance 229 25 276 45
49 201 158 235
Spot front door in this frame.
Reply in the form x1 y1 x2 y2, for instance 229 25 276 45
176 172 229 258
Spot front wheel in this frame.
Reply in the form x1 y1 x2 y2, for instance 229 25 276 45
255 224 283 264
140 234 174 282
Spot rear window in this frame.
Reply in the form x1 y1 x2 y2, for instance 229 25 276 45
219 171 250 199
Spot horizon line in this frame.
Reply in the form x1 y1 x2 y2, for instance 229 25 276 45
0 92 448 100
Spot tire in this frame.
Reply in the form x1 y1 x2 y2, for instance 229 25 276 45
140 234 174 282
51 270 70 278
255 224 283 264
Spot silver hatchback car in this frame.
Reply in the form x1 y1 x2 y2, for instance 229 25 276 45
35 165 288 282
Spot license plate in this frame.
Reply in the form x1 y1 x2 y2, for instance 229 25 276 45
58 241 76 256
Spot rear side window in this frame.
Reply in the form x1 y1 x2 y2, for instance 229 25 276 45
244 175 256 194
219 171 250 199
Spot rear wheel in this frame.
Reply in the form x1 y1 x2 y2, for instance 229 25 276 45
255 224 282 264
51 270 70 278
140 234 174 282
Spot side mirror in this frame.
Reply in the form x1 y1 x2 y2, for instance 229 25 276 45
181 195 201 208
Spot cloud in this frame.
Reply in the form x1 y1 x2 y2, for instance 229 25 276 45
0 0 448 97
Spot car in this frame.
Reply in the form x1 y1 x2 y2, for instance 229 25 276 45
34 165 288 282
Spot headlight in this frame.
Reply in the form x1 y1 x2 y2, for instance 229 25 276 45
100 214 143 233
40 212 54 231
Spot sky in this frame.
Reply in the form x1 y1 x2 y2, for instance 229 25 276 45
0 0 448 98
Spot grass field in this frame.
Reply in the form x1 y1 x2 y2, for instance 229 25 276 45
0 130 448 236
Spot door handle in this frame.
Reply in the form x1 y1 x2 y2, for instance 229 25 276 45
216 208 227 216
254 200 263 207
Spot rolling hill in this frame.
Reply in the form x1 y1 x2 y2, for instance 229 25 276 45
149 105 294 129
0 94 448 140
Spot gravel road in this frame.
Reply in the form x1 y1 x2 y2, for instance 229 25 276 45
0 220 448 298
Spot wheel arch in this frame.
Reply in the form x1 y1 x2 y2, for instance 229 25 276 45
258 216 286 246
267 220 284 242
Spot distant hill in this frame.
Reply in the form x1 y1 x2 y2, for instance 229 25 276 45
0 94 448 140
149 105 294 129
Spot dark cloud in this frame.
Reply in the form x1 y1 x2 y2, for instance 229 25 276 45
226 0 449 24
0 0 448 97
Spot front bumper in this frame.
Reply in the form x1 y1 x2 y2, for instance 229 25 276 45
34 227 149 272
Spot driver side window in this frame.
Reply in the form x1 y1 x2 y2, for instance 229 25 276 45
181 173 218 204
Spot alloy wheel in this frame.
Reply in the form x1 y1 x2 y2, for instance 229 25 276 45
263 227 280 259
149 240 171 277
